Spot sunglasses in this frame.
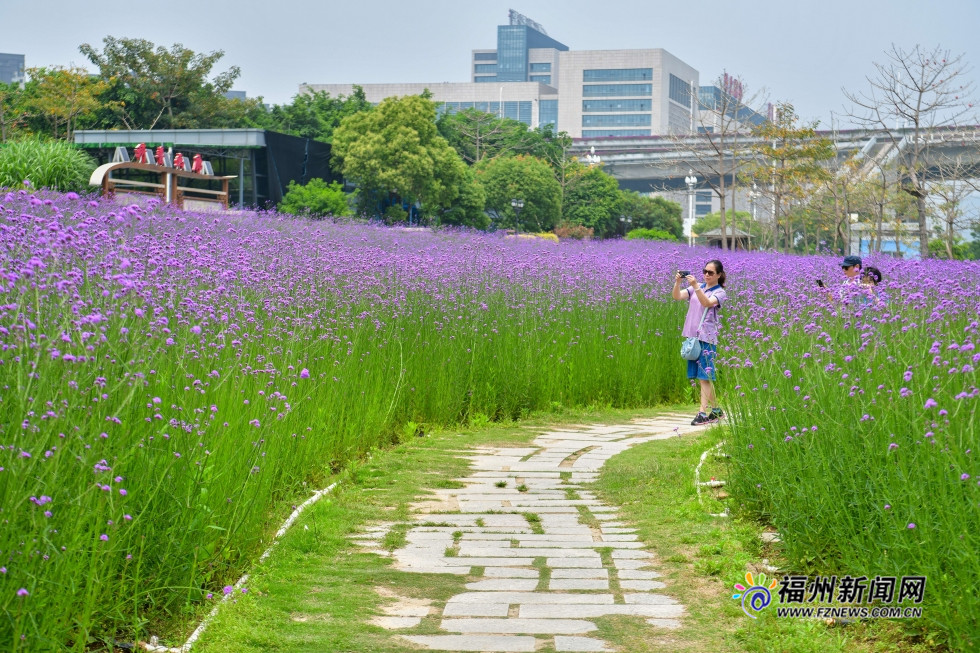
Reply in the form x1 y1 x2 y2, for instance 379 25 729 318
703 269 717 275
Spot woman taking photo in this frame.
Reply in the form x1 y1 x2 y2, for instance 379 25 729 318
671 260 728 425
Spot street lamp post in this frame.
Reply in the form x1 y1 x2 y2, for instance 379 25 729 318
511 198 525 234
684 171 697 247
619 214 632 237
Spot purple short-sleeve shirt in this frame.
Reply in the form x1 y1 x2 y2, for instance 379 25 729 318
682 284 727 345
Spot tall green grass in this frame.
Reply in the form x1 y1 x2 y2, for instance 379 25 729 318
0 139 96 193
0 192 690 650
724 270 979 651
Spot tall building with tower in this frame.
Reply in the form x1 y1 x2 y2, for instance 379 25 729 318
302 10 700 139
0 53 26 85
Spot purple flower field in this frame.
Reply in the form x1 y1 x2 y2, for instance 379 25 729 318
1 189 977 649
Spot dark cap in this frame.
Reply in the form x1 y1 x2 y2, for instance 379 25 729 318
841 255 862 268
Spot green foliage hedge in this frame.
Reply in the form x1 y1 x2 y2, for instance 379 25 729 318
279 178 352 218
625 227 678 242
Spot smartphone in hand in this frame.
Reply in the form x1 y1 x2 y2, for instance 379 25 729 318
816 279 825 288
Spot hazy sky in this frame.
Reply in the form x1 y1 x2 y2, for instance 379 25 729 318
3 0 978 127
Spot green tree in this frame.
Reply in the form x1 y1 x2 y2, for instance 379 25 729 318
79 37 241 130
744 102 834 252
279 178 352 218
434 168 488 230
967 222 980 260
475 154 561 232
264 87 371 143
438 109 570 166
562 166 621 238
618 191 683 239
331 94 467 220
0 82 27 143
22 67 108 140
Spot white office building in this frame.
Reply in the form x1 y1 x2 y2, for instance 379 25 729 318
302 11 699 139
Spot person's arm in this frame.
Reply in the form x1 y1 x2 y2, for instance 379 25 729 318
691 284 719 308
671 273 690 301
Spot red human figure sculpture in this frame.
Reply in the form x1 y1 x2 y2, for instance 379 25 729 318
174 153 185 170
155 146 165 166
134 143 147 163
192 153 203 174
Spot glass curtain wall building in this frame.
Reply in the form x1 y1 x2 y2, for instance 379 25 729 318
303 12 710 139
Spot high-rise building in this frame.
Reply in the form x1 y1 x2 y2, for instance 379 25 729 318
0 53 26 85
302 11 700 139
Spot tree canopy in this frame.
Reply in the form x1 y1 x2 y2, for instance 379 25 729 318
261 87 371 143
331 95 467 218
561 166 622 238
475 154 561 232
79 37 247 130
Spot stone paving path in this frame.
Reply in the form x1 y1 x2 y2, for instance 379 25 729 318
351 414 703 652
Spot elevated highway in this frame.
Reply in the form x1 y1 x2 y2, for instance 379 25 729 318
569 125 980 193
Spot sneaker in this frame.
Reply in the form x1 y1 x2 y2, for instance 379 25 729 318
710 407 724 420
691 412 712 426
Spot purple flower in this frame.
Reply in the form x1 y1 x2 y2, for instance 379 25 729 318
961 473 971 481
924 398 938 409
884 504 891 510
299 368 310 379
907 523 916 529
119 489 127 496
888 443 898 451
206 593 214 599
99 534 109 541
17 588 29 597
223 585 234 595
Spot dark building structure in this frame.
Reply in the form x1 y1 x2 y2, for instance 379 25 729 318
73 129 337 208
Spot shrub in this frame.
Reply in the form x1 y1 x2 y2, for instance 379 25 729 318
0 139 95 193
625 227 678 242
279 178 351 218
384 205 408 224
554 221 593 240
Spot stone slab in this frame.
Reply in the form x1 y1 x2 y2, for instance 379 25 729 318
547 557 604 568
519 604 685 619
619 580 667 591
550 569 608 579
440 618 597 635
399 635 536 652
617 570 662 580
553 636 613 652
448 592 614 605
466 579 538 591
482 567 539 578
442 603 511 617
549 579 609 590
